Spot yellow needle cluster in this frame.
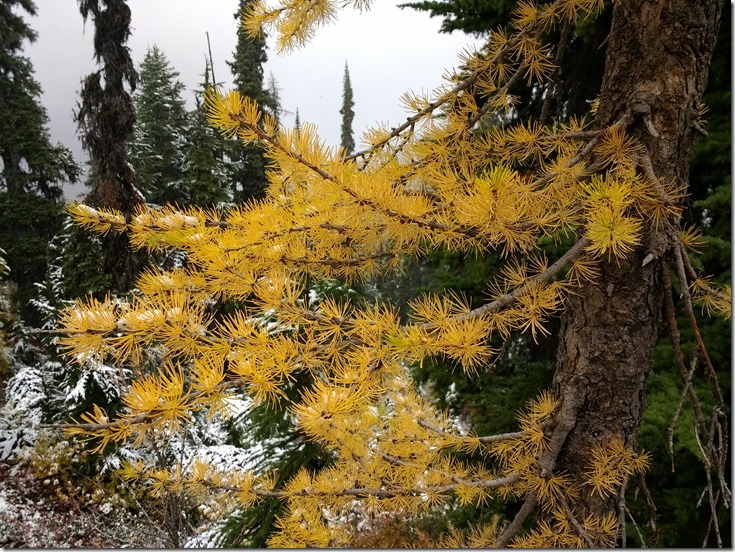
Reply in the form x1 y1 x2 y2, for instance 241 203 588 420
57 0 727 545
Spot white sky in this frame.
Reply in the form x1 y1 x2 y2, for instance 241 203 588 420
24 0 483 200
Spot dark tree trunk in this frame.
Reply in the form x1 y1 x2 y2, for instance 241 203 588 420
551 0 724 530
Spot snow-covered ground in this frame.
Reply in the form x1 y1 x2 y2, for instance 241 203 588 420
0 459 167 548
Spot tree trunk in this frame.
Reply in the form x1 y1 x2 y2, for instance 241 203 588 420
552 0 723 530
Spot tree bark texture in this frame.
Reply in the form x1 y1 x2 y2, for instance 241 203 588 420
552 0 724 526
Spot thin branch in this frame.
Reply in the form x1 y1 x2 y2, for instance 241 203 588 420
637 474 659 548
207 474 520 500
618 475 629 548
422 236 590 330
539 20 571 126
558 493 595 547
416 418 529 444
537 384 583 477
673 243 725 412
663 263 725 548
494 492 538 547
667 352 697 472
624 504 647 548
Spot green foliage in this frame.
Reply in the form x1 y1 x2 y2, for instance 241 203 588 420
399 0 513 35
226 0 278 201
183 61 233 207
0 193 65 324
688 2 731 281
59 223 112 301
129 45 189 206
0 0 80 200
340 62 355 154
401 0 611 121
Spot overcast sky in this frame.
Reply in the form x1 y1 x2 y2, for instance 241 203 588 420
23 0 483 200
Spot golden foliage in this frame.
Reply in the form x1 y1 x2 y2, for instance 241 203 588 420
55 0 721 546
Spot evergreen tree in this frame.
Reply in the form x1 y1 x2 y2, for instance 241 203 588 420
183 59 233 207
0 0 80 321
339 62 355 154
266 72 283 127
75 0 143 293
226 0 277 201
129 45 189 206
0 193 66 325
0 0 80 200
294 108 301 135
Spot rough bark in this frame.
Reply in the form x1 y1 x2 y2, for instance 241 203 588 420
551 0 724 529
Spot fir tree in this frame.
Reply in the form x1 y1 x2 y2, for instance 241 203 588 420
0 0 80 200
129 45 189 206
339 62 355 155
266 72 283 127
75 0 143 292
0 0 80 319
183 59 233 207
226 0 277 201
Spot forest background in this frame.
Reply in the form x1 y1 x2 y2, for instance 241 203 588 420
0 0 730 547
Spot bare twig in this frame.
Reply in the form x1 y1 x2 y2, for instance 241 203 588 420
618 475 629 547
539 20 571 126
638 474 659 548
623 504 647 548
667 352 698 472
494 492 538 547
673 243 724 408
559 493 595 547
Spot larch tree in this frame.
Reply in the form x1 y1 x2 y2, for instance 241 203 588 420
59 0 729 547
394 1 731 543
399 0 610 122
339 62 355 155
129 45 189 206
75 0 143 293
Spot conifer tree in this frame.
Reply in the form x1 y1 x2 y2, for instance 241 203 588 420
266 72 283 127
339 62 355 155
75 0 145 292
183 59 233 207
400 0 610 122
226 0 277 201
0 0 80 200
129 45 189 206
59 0 729 547
0 0 80 320
75 0 143 292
